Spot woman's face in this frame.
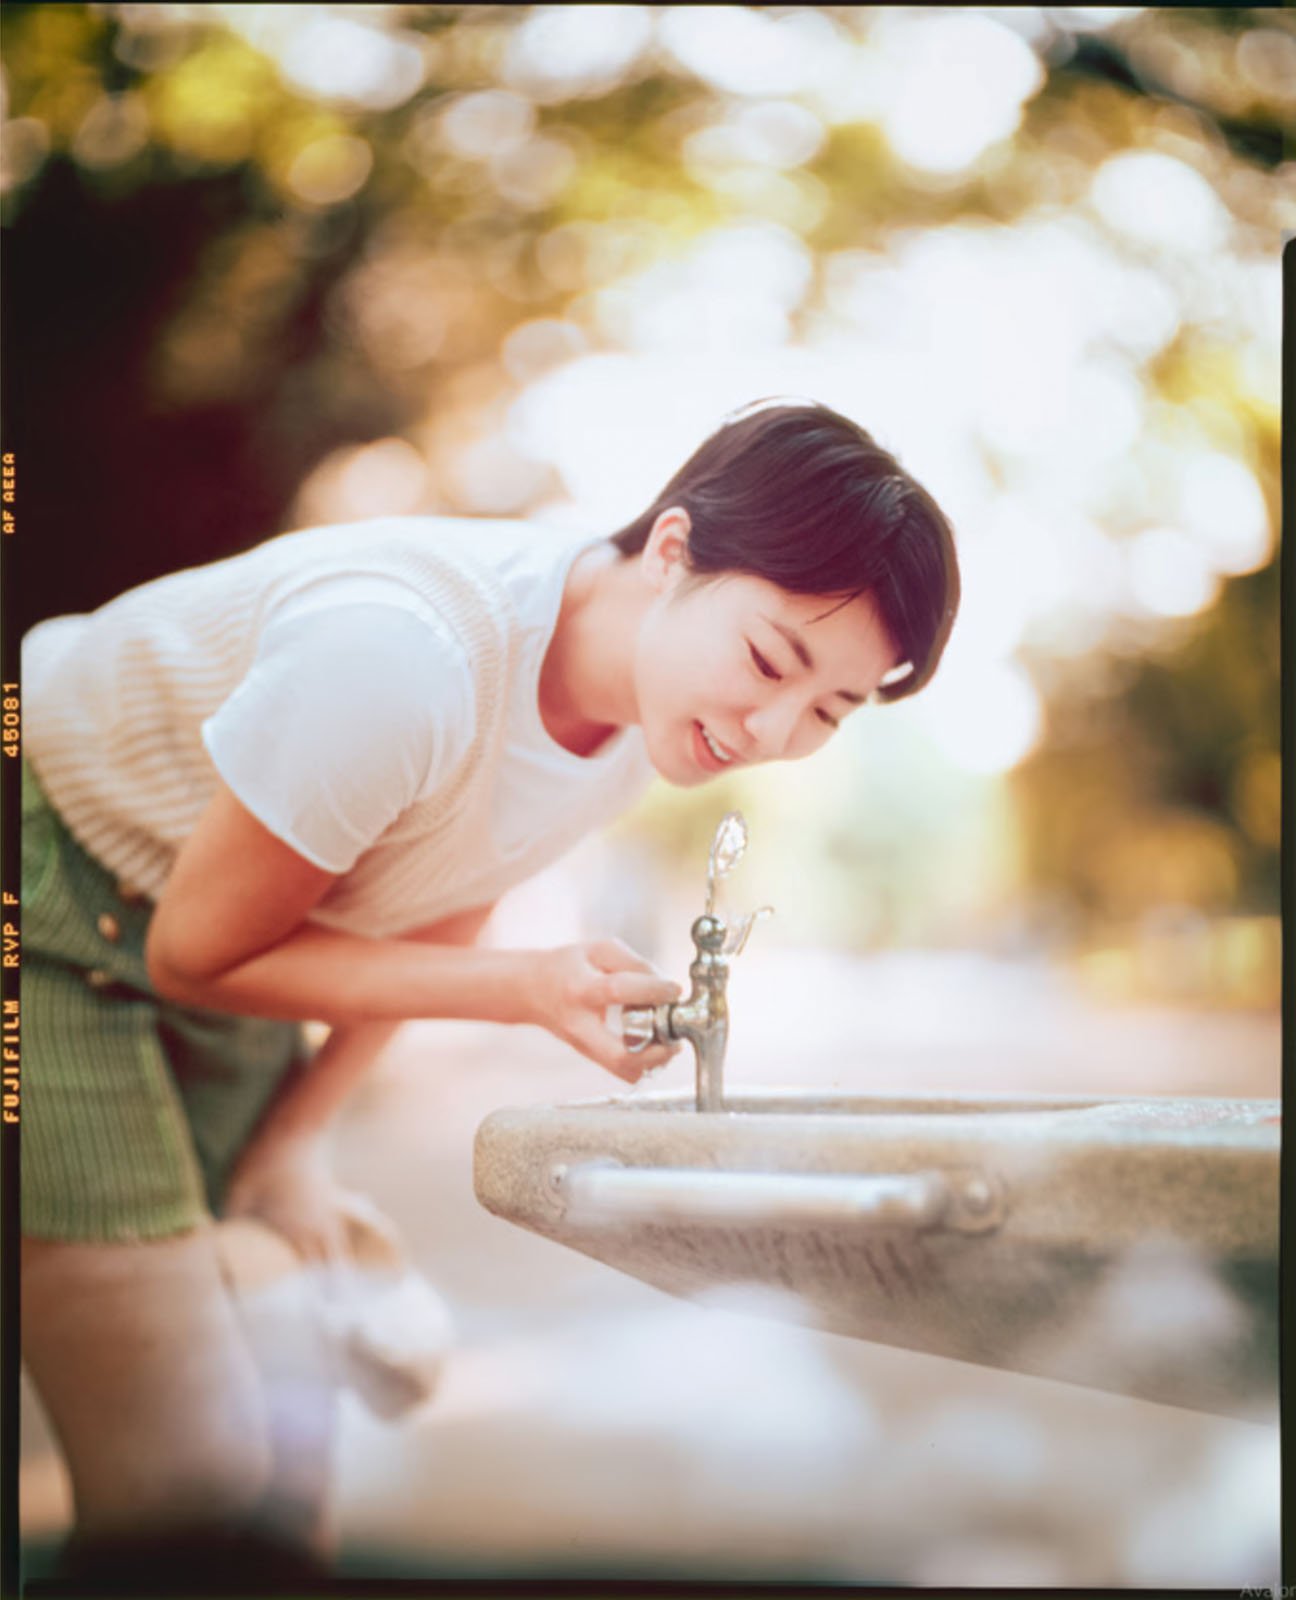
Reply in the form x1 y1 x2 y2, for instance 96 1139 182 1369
631 513 902 788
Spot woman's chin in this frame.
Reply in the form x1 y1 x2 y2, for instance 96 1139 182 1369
663 769 711 790
645 733 708 788
651 756 709 789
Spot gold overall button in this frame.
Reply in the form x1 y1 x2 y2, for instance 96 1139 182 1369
86 968 112 989
97 913 122 943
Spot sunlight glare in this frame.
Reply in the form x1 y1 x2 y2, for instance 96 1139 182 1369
1127 527 1220 618
874 13 1044 176
504 6 654 101
278 15 425 111
286 134 372 206
917 660 1044 775
439 91 536 161
659 7 841 97
1178 453 1273 577
1091 152 1232 253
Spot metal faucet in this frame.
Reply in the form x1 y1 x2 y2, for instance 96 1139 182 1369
622 813 770 1112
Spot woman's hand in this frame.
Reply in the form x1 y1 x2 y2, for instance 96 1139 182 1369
223 1136 371 1266
527 939 682 1082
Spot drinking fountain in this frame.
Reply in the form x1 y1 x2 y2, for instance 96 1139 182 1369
474 814 1279 1419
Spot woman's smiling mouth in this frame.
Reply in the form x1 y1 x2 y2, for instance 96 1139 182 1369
693 720 738 770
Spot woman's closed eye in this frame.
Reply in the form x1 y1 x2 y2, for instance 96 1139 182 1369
748 644 781 681
748 642 838 727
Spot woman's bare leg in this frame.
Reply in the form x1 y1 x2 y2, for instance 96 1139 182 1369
21 1228 274 1540
211 1219 341 1554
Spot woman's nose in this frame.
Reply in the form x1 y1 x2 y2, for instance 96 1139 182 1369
743 697 801 758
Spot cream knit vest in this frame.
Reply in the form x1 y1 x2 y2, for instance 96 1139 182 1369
25 519 514 938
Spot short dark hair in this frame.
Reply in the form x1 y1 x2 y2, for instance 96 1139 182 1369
610 399 960 701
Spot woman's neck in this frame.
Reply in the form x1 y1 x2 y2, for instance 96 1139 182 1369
538 542 644 757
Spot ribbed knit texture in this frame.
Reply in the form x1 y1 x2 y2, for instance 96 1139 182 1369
23 519 515 938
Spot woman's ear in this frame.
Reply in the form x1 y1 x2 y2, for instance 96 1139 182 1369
641 507 692 594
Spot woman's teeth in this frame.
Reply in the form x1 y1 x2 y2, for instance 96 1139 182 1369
701 724 732 764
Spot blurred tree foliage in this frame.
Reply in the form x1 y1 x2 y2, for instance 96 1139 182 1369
1014 556 1280 921
1 4 1285 948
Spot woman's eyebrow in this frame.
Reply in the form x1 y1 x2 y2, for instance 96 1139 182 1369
761 616 867 705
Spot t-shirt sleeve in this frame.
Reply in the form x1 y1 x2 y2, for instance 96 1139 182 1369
201 601 476 873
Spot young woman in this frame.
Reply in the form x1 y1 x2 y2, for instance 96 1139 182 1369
20 400 959 1556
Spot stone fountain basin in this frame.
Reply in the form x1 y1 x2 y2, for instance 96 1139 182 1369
473 1090 1279 1419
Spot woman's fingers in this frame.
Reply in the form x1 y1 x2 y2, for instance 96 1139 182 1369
222 1163 353 1269
596 969 681 1008
629 1040 680 1076
312 1215 349 1269
576 1014 681 1082
586 937 655 974
582 944 680 1076
270 1210 344 1268
536 941 686 1080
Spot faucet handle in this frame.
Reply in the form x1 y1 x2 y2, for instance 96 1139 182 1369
721 905 773 958
615 1002 670 1054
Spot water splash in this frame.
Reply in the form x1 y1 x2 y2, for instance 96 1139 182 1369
705 810 749 917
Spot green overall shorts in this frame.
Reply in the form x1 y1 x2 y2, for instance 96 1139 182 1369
21 759 308 1241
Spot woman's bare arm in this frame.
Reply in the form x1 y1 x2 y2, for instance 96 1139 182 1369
144 784 530 1025
226 911 493 1156
146 780 677 1070
157 788 678 1255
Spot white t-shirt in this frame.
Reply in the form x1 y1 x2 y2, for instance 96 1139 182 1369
202 521 654 912
27 518 656 934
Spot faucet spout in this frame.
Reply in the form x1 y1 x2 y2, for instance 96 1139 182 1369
665 914 731 1112
689 1018 729 1113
